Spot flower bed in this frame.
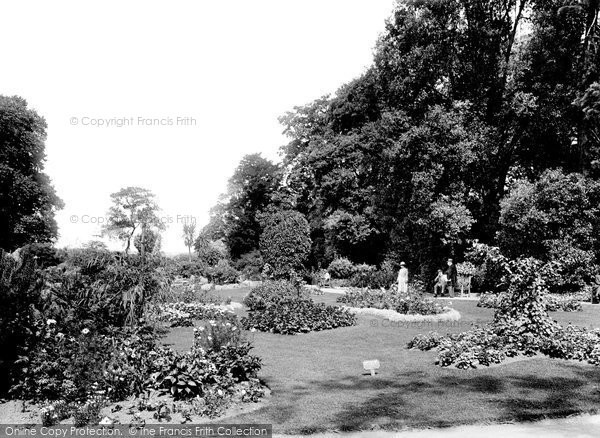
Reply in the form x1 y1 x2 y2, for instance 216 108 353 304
14 315 265 425
410 258 598 369
477 292 583 312
337 288 446 315
242 281 356 334
343 306 461 323
241 298 357 335
151 302 239 327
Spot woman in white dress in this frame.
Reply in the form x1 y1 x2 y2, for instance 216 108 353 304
397 262 408 294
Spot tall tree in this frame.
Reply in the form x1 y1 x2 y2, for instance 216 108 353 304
0 96 63 250
203 154 280 259
182 222 196 261
102 187 164 254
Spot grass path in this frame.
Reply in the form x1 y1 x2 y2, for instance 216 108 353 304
163 290 600 434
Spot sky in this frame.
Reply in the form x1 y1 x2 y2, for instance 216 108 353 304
0 0 396 254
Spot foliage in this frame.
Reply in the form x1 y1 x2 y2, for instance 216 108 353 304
498 170 600 291
234 250 264 280
476 293 509 309
46 251 170 327
327 257 356 279
182 222 197 261
0 95 64 251
201 154 281 259
337 288 445 315
206 259 239 285
241 298 356 335
464 242 510 292
194 236 227 266
406 332 444 351
408 257 600 368
11 323 161 403
0 250 44 394
259 210 311 280
148 318 261 400
102 187 164 255
11 300 263 416
134 229 159 256
349 261 397 289
456 261 477 277
200 0 600 276
175 259 207 279
478 292 583 312
243 280 309 311
19 243 65 269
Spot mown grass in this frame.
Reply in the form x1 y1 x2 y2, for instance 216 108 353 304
162 291 600 434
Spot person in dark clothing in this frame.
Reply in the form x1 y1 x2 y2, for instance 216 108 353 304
445 258 458 298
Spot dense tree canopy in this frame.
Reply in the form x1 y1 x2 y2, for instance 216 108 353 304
0 96 63 251
206 0 600 278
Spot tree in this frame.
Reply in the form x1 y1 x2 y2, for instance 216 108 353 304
498 169 600 259
0 96 63 250
182 222 196 261
202 154 280 259
259 210 311 280
193 233 227 266
498 169 600 290
134 228 159 255
102 187 164 254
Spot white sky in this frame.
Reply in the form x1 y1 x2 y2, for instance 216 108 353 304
0 0 396 254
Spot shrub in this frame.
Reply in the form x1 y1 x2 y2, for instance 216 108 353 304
206 259 239 285
194 239 226 267
43 253 170 328
149 318 261 400
259 210 311 280
176 260 207 278
477 293 509 309
464 242 509 292
407 332 443 350
11 323 161 403
327 257 356 279
241 299 356 335
20 243 65 269
243 280 309 311
234 251 264 280
134 229 159 255
543 239 596 294
349 262 396 289
0 250 45 394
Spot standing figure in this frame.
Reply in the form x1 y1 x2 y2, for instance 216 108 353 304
397 262 409 294
433 269 447 297
445 258 458 298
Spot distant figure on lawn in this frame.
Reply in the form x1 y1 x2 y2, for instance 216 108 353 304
433 269 447 297
445 258 457 298
397 262 409 294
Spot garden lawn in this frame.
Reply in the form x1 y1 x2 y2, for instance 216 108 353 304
162 292 600 434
